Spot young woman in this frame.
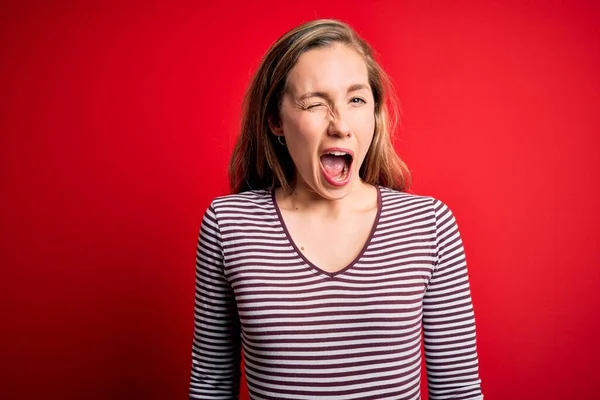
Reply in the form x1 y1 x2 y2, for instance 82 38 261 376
189 19 483 400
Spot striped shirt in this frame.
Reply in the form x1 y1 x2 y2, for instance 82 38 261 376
189 186 483 400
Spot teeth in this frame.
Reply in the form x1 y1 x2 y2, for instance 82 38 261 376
328 151 348 156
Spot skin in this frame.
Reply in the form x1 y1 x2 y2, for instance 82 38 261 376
269 43 379 273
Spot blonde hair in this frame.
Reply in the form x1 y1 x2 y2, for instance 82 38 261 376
228 19 411 193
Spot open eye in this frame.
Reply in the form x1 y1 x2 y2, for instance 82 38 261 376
350 97 367 106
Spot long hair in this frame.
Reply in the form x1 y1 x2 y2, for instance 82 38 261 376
228 19 411 194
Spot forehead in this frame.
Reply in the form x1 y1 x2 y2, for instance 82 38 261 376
286 43 370 95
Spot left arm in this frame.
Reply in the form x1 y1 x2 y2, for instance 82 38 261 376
423 198 483 399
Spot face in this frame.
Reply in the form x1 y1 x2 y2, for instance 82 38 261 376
271 43 376 200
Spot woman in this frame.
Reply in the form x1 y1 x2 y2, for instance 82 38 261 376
189 19 483 400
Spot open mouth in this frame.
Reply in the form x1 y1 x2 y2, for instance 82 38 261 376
319 150 353 184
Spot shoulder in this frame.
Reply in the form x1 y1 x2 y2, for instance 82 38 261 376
378 186 439 209
204 189 274 219
378 186 455 221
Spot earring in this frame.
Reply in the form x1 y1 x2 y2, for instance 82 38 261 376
277 136 286 146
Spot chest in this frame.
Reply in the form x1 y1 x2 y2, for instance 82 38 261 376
223 212 437 331
280 210 376 273
233 265 431 339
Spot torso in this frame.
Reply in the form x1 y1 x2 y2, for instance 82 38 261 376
211 187 438 399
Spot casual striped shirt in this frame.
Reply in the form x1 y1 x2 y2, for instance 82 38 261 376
189 186 483 399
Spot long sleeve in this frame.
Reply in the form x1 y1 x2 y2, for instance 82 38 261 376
189 204 241 400
423 199 483 399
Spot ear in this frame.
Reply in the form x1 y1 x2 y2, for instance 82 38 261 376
268 117 284 136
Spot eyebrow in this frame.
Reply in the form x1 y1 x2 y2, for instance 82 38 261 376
297 84 370 101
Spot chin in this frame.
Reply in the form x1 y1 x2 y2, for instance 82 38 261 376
311 176 359 200
295 165 361 200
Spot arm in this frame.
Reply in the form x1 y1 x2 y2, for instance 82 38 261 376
423 199 483 399
189 204 241 400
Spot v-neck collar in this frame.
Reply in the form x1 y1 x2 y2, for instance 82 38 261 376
271 186 383 278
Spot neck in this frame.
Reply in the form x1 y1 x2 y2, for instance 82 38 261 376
280 178 376 218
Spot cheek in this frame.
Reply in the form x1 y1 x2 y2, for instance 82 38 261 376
351 108 376 139
284 114 324 148
282 115 323 171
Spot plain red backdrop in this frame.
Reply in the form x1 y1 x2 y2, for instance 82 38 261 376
1 1 599 399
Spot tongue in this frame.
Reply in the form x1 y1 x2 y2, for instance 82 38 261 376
321 154 345 177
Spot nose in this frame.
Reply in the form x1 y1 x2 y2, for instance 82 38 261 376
326 107 352 138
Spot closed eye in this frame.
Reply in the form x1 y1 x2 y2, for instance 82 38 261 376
306 103 326 110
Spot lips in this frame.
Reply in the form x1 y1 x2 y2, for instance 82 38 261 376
319 147 354 187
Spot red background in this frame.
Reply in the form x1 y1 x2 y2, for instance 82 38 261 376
2 1 599 399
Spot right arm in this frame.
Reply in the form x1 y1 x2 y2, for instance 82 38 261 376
189 204 241 400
